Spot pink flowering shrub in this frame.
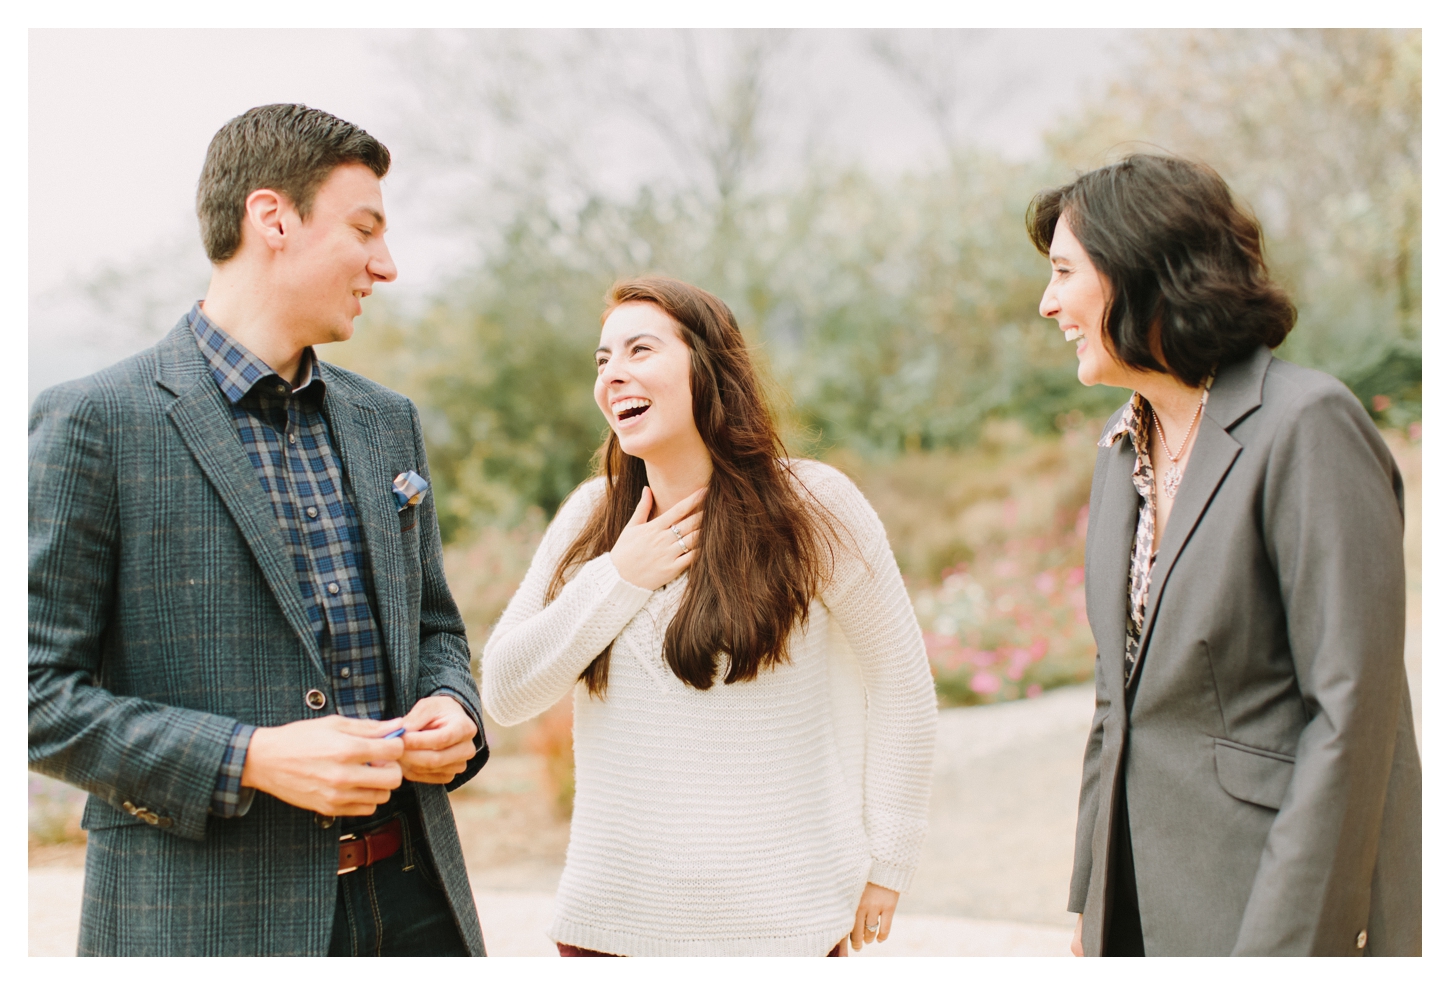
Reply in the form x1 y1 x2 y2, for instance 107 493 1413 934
914 512 1096 705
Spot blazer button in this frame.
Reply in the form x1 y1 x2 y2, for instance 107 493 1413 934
1357 930 1367 949
305 689 328 710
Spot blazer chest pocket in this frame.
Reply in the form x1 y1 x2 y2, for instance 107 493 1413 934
399 506 417 534
1213 738 1295 810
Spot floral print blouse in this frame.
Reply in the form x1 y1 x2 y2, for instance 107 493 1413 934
1099 378 1213 682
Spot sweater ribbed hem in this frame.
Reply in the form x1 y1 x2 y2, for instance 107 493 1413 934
550 916 855 957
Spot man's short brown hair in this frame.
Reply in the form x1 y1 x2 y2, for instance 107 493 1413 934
196 104 390 264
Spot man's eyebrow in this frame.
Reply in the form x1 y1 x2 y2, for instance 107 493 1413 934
351 207 387 228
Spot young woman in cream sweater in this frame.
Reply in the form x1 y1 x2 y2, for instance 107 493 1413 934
480 277 937 957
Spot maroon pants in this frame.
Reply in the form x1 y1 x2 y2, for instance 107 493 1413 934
558 939 849 957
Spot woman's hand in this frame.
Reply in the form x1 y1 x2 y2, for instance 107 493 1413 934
1071 913 1084 956
608 486 705 591
851 882 899 950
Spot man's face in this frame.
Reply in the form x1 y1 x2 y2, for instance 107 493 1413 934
275 162 396 345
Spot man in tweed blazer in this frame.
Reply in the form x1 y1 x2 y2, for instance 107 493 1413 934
29 105 488 955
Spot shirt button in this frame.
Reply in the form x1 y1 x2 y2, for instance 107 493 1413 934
288 433 297 445
339 667 351 679
304 689 327 711
306 507 318 519
327 583 340 595
276 384 286 394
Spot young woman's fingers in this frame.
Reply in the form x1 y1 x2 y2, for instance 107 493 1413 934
654 486 707 526
877 906 895 942
671 511 705 536
628 486 654 526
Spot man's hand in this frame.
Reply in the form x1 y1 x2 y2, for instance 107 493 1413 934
1071 913 1084 956
850 882 900 951
241 715 405 816
399 694 479 784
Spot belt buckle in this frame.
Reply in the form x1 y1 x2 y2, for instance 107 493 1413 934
337 832 360 875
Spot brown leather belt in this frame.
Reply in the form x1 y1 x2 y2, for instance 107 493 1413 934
337 816 403 875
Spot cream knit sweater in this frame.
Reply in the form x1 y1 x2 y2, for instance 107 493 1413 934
480 460 938 956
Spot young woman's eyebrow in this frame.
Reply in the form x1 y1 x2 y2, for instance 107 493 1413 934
595 333 664 357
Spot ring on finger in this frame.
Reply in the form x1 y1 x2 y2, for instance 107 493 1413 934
670 523 685 542
866 922 880 934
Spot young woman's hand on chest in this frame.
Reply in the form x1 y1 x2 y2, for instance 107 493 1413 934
609 486 706 591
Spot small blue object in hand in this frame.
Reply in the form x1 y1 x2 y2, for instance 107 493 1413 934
383 727 406 739
392 470 429 511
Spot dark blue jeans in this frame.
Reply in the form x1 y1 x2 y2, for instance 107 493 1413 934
327 798 471 957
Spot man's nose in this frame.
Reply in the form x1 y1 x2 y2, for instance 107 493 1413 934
370 239 398 283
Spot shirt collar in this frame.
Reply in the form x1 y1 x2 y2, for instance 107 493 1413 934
188 302 322 405
1100 392 1148 451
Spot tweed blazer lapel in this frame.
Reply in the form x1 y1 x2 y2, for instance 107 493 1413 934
1086 416 1138 713
155 322 328 679
320 369 417 710
1129 348 1271 692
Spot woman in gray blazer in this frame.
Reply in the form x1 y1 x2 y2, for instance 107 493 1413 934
1028 154 1420 956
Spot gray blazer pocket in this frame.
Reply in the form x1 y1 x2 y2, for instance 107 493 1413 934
1213 738 1296 810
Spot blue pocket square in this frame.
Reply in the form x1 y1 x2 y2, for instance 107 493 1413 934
393 470 429 511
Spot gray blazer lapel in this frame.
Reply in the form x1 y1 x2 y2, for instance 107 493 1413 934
1086 432 1139 712
1130 349 1270 690
322 377 415 708
156 327 327 679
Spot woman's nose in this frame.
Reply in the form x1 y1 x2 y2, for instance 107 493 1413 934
1039 286 1058 320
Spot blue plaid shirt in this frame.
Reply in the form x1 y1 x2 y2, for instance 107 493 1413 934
191 305 397 817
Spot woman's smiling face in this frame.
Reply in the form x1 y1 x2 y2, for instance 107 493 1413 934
594 301 701 461
1039 215 1131 388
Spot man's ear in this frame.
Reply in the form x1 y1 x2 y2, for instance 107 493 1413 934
242 188 292 254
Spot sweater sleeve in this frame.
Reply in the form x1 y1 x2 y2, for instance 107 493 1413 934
804 462 939 893
480 480 654 726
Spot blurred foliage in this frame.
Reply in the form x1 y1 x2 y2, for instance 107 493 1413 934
329 29 1419 542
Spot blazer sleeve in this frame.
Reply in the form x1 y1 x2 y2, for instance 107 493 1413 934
1068 657 1111 913
1232 383 1407 954
403 400 490 790
28 384 245 842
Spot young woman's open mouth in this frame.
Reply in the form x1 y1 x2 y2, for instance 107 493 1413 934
612 397 652 427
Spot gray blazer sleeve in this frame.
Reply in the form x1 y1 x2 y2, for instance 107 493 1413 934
28 385 243 842
1232 384 1407 953
1068 658 1111 913
404 401 489 790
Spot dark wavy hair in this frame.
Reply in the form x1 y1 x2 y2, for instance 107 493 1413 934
1026 154 1296 386
547 277 840 697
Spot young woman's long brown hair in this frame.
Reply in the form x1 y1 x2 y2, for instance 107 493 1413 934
547 277 841 696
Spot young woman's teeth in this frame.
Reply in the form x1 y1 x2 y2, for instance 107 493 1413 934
1064 328 1085 342
615 398 652 420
